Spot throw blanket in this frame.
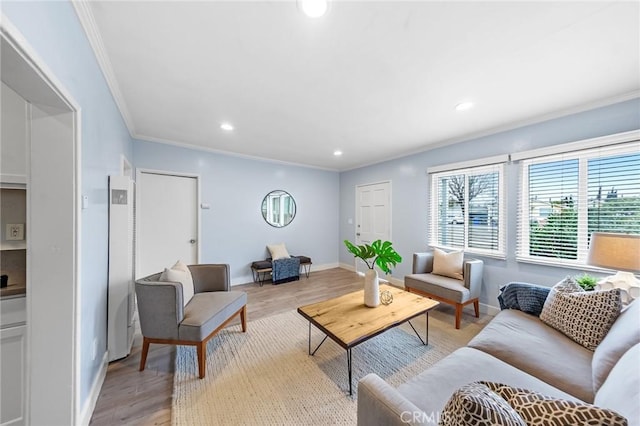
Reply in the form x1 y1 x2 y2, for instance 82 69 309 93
498 282 551 316
272 257 300 284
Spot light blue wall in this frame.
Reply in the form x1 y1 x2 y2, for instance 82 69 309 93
3 0 639 414
2 0 134 407
133 140 340 283
340 98 640 309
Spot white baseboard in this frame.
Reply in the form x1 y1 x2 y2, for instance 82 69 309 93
480 303 500 316
231 274 255 286
78 351 108 426
231 262 342 286
339 262 356 272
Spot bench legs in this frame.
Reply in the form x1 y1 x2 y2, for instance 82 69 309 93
139 304 248 379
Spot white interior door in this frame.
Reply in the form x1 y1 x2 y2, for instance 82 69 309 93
136 171 199 278
355 181 391 273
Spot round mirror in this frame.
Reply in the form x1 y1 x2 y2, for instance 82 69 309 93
261 190 296 228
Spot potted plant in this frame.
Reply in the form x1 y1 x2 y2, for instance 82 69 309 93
344 239 402 307
575 273 598 291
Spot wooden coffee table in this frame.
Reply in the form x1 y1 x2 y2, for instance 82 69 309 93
297 284 439 395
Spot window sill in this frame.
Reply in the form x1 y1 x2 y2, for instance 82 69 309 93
515 256 630 275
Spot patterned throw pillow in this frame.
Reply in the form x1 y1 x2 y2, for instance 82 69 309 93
439 382 526 426
540 276 583 317
540 288 622 350
482 381 628 426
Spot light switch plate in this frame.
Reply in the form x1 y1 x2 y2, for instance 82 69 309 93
6 224 24 240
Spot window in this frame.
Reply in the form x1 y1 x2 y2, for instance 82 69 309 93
430 164 505 257
518 142 640 265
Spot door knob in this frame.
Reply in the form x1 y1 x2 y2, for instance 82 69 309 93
189 239 196 244
356 233 361 236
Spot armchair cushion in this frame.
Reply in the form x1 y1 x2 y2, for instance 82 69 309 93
405 273 470 303
179 291 247 341
432 248 464 280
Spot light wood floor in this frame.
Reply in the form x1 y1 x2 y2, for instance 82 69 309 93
89 268 483 425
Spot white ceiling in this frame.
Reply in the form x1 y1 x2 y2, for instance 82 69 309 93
77 1 640 171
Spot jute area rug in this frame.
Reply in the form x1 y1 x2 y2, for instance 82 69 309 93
172 308 484 425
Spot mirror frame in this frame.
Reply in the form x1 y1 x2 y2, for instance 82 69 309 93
261 190 297 228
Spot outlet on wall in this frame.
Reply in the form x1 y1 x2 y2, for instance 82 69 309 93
92 338 97 361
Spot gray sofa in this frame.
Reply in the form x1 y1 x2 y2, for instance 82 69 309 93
358 293 639 425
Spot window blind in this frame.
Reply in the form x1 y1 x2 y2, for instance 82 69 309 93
430 163 506 257
517 141 640 265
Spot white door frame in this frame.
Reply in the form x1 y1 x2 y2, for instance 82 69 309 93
2 16 81 425
354 180 392 274
135 168 201 278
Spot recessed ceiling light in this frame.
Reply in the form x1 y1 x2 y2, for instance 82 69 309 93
220 122 234 131
455 102 474 112
299 0 329 18
334 150 343 156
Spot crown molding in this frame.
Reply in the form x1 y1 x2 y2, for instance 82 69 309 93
72 0 135 135
133 133 340 172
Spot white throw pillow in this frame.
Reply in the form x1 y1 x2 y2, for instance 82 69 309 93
432 248 464 280
159 260 195 306
267 243 291 260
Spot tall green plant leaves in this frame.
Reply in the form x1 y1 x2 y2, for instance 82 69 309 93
344 239 402 274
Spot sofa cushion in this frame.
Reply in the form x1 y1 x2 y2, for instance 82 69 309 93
484 382 628 426
440 381 526 426
397 347 580 417
405 273 470 303
594 343 640 426
467 309 595 402
179 291 247 341
432 248 464 280
592 299 640 392
540 288 622 350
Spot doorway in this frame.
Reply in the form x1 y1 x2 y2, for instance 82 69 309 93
1 21 80 426
355 181 391 274
136 170 200 278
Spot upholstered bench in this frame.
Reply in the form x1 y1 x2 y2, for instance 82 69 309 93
135 264 247 379
251 255 312 285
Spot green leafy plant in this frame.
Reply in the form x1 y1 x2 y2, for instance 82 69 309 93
575 273 598 291
344 239 402 274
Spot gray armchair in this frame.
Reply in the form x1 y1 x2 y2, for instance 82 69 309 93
405 252 483 329
135 264 247 378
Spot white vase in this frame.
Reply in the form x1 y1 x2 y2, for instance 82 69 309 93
364 269 380 307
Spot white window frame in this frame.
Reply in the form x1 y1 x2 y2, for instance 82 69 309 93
429 162 506 258
517 138 640 267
